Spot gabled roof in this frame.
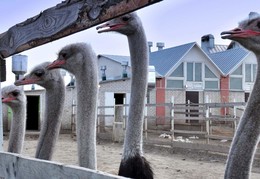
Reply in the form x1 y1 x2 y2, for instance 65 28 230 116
149 42 196 76
98 54 131 66
208 47 250 76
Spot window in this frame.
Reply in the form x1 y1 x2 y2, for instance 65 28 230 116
230 77 243 90
204 65 218 90
230 65 243 90
187 62 202 82
195 63 202 81
205 65 217 78
205 81 218 89
232 65 242 75
245 64 257 82
167 79 183 89
187 63 193 81
170 63 184 77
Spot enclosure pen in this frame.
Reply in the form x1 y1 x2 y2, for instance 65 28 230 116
0 0 162 178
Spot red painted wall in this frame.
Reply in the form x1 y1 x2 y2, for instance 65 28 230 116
156 78 166 125
220 76 229 115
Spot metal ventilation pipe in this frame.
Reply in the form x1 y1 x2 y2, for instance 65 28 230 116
100 65 107 81
156 42 165 51
148 41 153 53
12 54 28 80
121 61 128 78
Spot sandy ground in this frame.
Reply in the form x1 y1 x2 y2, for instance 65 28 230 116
3 134 260 179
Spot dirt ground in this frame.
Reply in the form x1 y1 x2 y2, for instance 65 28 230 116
3 134 260 179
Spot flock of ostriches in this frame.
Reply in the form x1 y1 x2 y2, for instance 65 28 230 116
1 11 260 179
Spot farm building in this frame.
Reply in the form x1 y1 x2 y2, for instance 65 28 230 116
2 34 256 133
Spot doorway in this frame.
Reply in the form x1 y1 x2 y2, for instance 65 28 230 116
26 95 40 130
186 91 199 123
114 93 125 105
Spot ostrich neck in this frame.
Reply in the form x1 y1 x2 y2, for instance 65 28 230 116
35 80 65 160
123 28 148 157
8 103 26 153
74 61 98 169
225 54 260 178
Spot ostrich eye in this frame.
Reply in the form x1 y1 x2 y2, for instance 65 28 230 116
122 16 130 22
257 21 260 29
60 51 68 59
12 91 19 97
34 69 45 77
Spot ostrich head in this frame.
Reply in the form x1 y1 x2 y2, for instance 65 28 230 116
1 85 26 108
221 12 260 53
47 43 96 75
15 62 63 89
96 12 142 35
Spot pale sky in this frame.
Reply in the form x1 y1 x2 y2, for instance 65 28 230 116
0 0 259 89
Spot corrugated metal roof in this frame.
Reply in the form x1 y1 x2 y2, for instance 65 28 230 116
208 47 249 76
99 54 131 66
207 44 228 53
149 42 196 76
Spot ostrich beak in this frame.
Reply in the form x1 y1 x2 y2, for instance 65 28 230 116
221 28 260 39
96 22 125 33
14 77 39 86
2 97 16 103
47 60 66 70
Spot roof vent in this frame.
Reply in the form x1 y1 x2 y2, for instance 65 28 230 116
156 42 165 51
148 41 153 53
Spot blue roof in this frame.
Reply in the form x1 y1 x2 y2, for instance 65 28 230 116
208 47 249 76
99 54 131 66
149 42 196 76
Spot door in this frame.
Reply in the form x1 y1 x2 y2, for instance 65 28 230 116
186 91 199 123
26 95 40 130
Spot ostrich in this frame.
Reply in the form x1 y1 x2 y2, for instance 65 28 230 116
221 12 260 179
1 85 26 154
97 12 153 178
47 43 98 170
15 62 65 160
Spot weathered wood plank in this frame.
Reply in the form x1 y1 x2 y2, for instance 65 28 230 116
0 0 162 58
0 152 127 179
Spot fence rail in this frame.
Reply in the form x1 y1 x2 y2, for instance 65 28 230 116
96 101 246 144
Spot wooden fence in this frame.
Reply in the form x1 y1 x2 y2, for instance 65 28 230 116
97 101 246 144
0 152 127 179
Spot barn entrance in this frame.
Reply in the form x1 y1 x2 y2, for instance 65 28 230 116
186 91 199 123
26 95 40 130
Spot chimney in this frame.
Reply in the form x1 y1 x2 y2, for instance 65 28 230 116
148 41 153 53
156 42 165 51
100 65 107 81
201 34 215 52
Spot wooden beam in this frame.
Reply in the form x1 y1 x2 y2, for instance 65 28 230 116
0 152 127 179
0 0 162 58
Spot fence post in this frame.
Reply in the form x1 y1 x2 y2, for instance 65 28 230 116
144 98 148 140
171 96 175 139
205 95 210 144
233 98 237 132
113 105 124 142
233 99 237 118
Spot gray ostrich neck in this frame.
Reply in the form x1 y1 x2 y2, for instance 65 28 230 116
8 103 26 153
74 62 98 169
35 81 65 159
123 28 148 157
225 54 260 179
